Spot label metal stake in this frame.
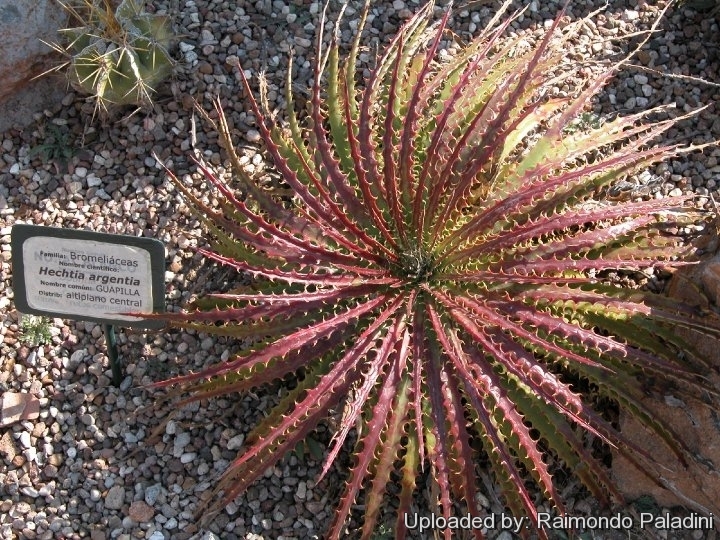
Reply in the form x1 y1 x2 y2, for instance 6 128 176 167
11 225 166 387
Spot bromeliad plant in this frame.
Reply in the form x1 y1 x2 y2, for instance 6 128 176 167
152 1 720 538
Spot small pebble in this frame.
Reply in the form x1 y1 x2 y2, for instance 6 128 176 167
104 486 125 510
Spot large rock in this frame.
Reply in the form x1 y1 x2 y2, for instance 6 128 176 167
0 391 40 426
0 0 68 130
612 253 720 518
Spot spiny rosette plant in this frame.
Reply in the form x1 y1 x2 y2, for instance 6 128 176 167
151 2 720 538
47 0 173 115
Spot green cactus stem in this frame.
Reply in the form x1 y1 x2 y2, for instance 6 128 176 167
56 0 173 112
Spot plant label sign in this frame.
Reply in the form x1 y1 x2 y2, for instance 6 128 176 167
11 225 165 329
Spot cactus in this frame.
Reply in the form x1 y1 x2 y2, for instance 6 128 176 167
54 0 173 113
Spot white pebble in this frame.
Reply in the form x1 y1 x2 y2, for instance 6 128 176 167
104 485 125 510
227 434 244 451
180 452 196 464
67 181 83 194
24 447 37 462
144 483 162 505
174 431 191 451
18 432 31 449
177 235 191 249
624 9 639 20
21 486 39 498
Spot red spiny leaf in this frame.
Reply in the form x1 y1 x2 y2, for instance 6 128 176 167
162 163 316 264
327 335 406 539
518 284 720 338
343 74 399 249
228 298 405 482
212 392 337 511
432 288 606 371
519 216 658 261
494 295 701 376
399 8 451 208
411 304 427 470
152 293 395 390
507 382 621 507
161 330 353 408
207 98 326 242
382 30 407 242
394 423 420 540
361 374 413 540
286 138 397 263
478 325 619 444
193 156 373 267
426 313 483 532
438 271 593 286
424 329 455 533
464 344 564 515
503 254 693 276
429 8 568 245
443 143 681 257
156 283 390 326
194 246 396 283
449 195 695 261
413 16 518 234
443 329 544 534
319 309 409 481
354 3 429 208
308 46 383 238
426 53 523 244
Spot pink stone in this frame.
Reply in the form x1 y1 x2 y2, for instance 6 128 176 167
613 259 720 517
128 500 155 522
0 1 65 99
0 0 67 130
0 431 18 461
701 261 720 306
0 392 40 427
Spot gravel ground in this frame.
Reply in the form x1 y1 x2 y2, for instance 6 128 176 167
1 0 720 539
